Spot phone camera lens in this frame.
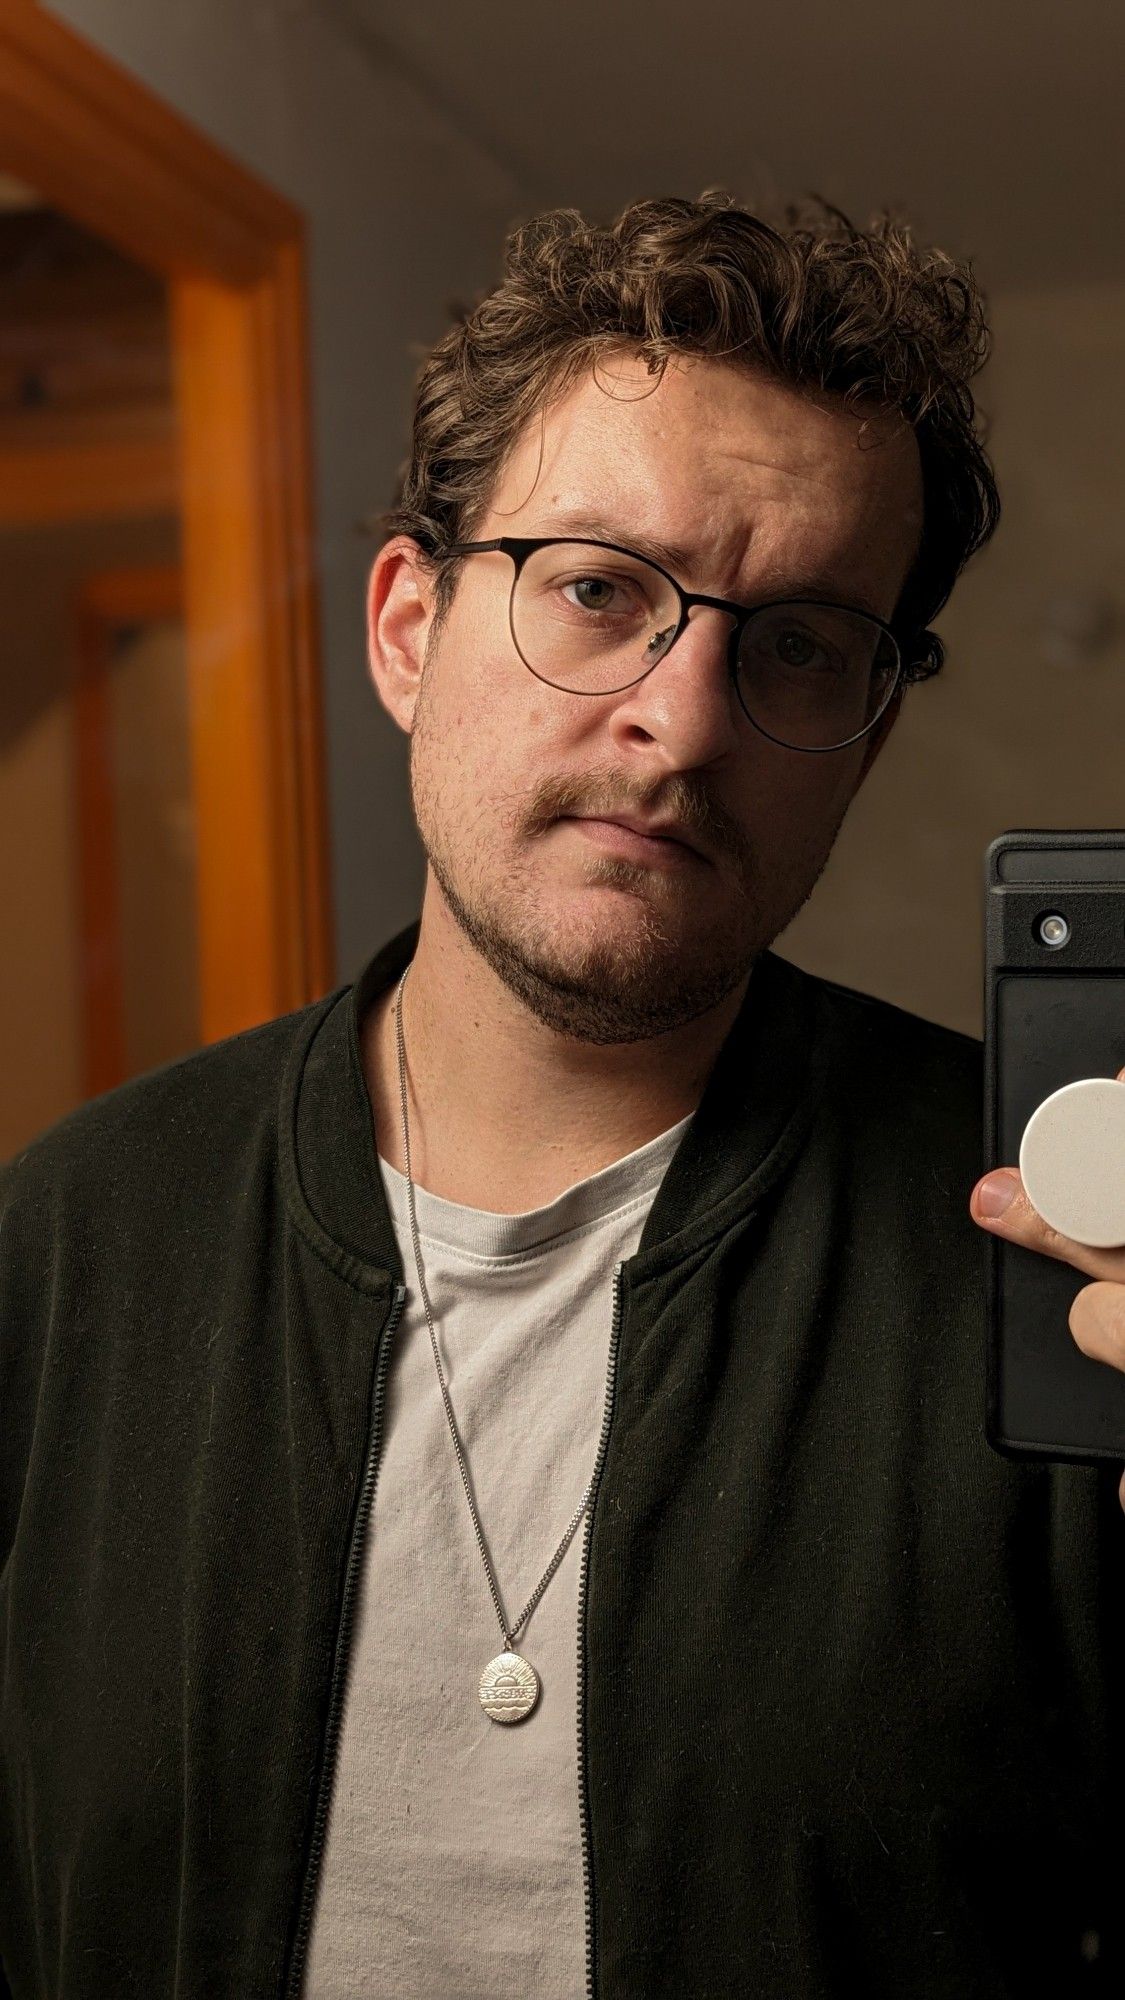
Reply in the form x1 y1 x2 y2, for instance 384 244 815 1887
1037 913 1070 949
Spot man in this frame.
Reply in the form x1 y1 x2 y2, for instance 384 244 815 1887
2 191 1123 1998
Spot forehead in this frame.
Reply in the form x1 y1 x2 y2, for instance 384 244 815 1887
480 351 924 607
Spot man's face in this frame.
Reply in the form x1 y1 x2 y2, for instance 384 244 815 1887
381 352 924 1045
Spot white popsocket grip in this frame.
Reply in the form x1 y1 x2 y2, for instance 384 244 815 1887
1018 1077 1125 1249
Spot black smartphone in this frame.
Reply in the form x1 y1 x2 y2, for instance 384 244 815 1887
984 829 1125 1464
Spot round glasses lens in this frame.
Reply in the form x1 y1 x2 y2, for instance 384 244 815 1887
737 603 899 749
510 542 681 694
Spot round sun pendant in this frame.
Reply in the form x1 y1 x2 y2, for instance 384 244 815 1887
479 1650 540 1724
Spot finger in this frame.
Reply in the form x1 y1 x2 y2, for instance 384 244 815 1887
970 1169 1125 1283
1068 1281 1125 1372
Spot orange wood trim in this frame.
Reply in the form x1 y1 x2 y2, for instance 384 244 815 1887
1 0 336 1043
171 279 278 1034
73 564 183 1098
170 264 334 1037
0 436 178 526
0 0 297 281
171 253 335 1034
248 239 335 1009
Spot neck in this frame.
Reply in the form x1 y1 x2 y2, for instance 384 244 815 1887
360 891 751 1214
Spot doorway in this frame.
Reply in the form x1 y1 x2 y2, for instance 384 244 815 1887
0 0 332 1157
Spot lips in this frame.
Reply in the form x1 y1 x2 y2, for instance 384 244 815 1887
600 817 678 841
563 816 700 864
579 815 696 853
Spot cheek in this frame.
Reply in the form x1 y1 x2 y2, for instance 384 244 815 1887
422 596 516 732
421 686 527 832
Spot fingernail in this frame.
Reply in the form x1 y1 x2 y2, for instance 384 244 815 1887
977 1171 1019 1219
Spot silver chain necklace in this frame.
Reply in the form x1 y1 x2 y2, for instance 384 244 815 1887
393 964 595 1725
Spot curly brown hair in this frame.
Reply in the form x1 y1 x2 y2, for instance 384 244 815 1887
375 189 1000 678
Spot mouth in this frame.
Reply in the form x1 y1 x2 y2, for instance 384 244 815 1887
561 816 701 865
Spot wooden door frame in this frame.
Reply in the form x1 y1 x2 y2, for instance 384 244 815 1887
0 0 334 1043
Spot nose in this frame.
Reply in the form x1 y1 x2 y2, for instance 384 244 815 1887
608 603 742 764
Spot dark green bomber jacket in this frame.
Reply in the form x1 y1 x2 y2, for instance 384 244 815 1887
2 917 1124 1999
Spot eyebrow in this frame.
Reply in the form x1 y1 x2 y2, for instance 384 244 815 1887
540 508 889 622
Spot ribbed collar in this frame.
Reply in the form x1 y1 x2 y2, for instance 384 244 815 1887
280 919 835 1291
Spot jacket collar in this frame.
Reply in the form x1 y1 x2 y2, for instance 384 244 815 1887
282 919 834 1287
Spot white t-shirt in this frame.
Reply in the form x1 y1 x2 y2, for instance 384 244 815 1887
303 1111 692 1998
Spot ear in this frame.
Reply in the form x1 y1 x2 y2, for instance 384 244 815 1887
366 536 437 735
851 686 903 795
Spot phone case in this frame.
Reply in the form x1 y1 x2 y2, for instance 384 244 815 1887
984 829 1125 1463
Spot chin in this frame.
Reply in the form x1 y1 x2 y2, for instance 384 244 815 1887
471 894 756 1048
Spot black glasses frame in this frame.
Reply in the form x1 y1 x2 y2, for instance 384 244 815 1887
448 534 938 754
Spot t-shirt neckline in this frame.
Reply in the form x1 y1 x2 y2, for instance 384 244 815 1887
376 1110 695 1262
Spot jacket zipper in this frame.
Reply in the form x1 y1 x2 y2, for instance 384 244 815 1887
577 1260 627 2000
283 1279 408 2000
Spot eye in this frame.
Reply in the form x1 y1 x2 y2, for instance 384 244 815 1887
773 625 826 670
563 574 629 612
744 611 845 678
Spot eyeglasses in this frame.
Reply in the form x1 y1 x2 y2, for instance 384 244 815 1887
447 535 935 754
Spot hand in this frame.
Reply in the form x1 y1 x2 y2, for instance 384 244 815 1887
970 1065 1125 1510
